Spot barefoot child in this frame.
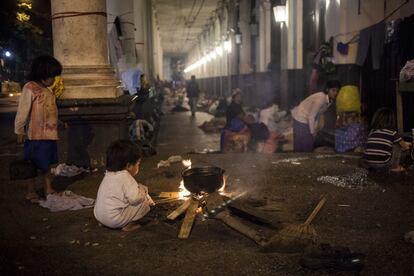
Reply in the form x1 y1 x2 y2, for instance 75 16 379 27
15 56 62 202
94 140 154 231
363 108 412 172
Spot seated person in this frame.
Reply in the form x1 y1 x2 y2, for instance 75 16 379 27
94 140 154 231
220 89 254 152
362 108 412 173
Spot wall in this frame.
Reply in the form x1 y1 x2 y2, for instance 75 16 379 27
326 0 414 64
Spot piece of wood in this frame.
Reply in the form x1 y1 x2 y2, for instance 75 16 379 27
227 201 280 227
167 199 191 220
178 198 199 239
304 197 327 225
156 197 181 204
216 210 267 246
159 192 179 198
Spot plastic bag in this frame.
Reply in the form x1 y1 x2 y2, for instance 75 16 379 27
336 85 361 114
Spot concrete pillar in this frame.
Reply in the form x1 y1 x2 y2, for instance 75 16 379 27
51 0 121 99
239 0 252 74
258 0 272 72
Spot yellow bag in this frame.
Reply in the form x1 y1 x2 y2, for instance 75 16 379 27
50 76 64 98
336 85 361 114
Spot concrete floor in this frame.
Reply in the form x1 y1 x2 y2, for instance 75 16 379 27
1 106 414 275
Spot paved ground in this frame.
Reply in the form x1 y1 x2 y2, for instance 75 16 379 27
1 105 414 275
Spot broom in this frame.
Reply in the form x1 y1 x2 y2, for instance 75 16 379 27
261 196 327 253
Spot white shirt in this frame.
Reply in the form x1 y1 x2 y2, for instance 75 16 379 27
291 92 331 134
94 170 152 228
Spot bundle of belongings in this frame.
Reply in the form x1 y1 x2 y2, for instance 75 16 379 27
198 117 226 133
170 88 190 112
335 85 367 153
400 59 414 82
257 104 292 153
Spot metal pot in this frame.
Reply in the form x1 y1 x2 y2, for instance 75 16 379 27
181 166 225 194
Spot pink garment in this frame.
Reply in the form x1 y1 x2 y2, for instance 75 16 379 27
15 82 58 140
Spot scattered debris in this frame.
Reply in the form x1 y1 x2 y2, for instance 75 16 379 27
272 157 309 165
69 240 76 244
338 204 350 207
29 236 36 240
157 160 170 168
84 242 90 246
92 242 100 247
168 155 182 163
317 168 379 190
42 218 48 222
157 155 184 168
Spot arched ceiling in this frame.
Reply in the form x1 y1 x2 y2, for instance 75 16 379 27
152 0 220 57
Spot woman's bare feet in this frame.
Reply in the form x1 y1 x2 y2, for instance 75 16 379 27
122 222 141 232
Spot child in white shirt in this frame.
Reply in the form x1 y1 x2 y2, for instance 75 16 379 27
94 140 154 231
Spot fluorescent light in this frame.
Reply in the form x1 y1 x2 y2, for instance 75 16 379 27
273 5 287 22
215 46 223 56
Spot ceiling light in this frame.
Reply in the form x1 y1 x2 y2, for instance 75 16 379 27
273 5 287 22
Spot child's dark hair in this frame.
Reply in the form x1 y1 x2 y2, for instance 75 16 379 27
28 56 62 82
324 80 341 93
106 140 141 172
370 107 396 130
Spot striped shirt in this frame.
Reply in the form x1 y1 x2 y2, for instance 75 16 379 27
363 129 401 164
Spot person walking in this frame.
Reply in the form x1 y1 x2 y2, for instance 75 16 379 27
186 75 200 117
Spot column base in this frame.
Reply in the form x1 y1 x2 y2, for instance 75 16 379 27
61 65 122 99
57 96 133 168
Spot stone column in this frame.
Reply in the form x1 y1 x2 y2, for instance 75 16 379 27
51 0 132 168
51 0 121 99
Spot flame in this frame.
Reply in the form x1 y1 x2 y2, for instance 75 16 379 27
218 175 228 194
178 179 191 199
182 159 192 168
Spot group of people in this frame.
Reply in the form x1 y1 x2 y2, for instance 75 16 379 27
14 56 413 234
218 79 413 172
14 56 154 231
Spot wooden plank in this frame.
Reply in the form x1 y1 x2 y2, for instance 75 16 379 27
167 199 191 220
215 210 267 246
159 192 179 198
178 198 199 239
156 198 181 204
227 201 280 227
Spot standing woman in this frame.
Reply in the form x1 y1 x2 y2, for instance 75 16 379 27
15 56 62 202
291 80 341 152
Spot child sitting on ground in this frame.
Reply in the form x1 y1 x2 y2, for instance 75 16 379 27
94 140 154 231
363 107 412 172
